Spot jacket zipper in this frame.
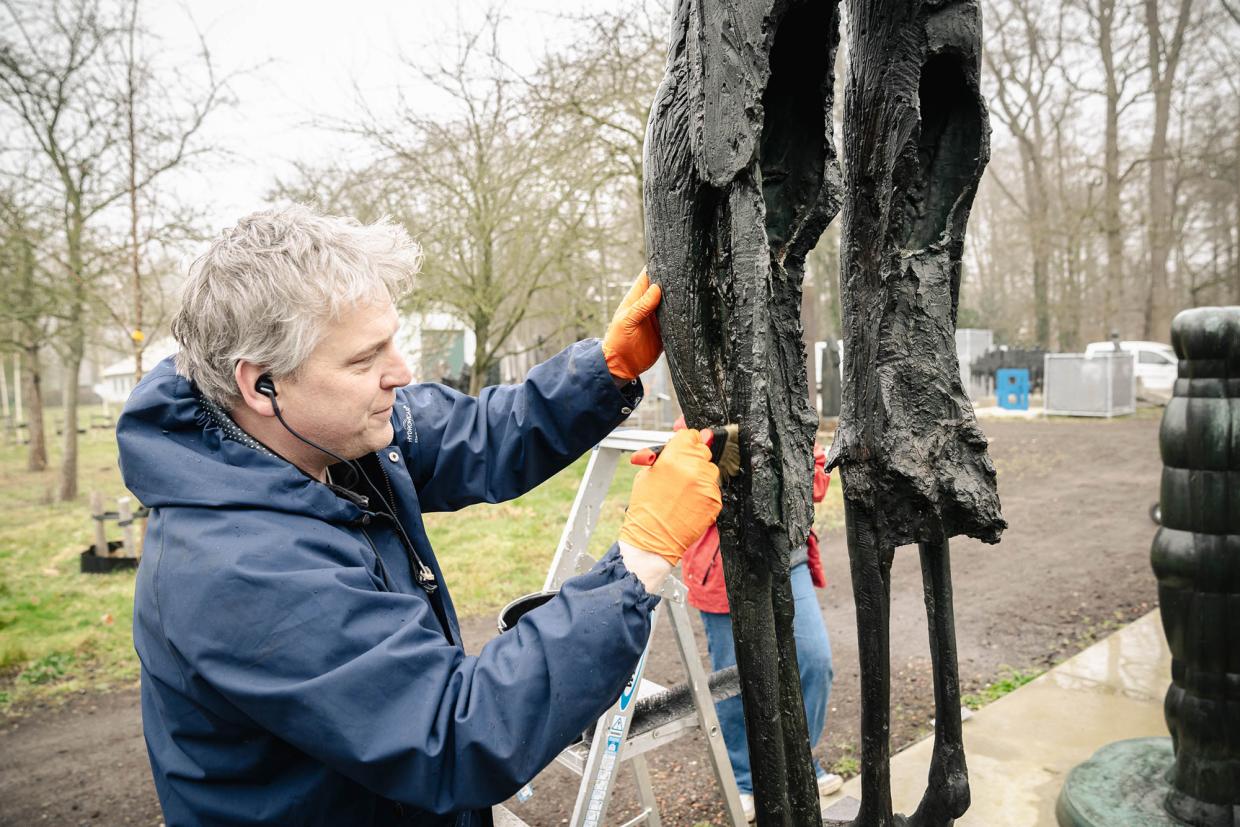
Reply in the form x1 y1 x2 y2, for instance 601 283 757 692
373 458 439 594
701 546 720 586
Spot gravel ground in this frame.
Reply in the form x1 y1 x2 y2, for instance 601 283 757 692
0 415 1163 827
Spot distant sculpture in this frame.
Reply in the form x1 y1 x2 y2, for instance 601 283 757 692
1058 307 1240 827
827 0 1003 824
644 0 844 822
821 340 842 419
1153 308 1240 826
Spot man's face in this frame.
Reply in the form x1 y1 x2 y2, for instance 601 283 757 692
277 300 413 462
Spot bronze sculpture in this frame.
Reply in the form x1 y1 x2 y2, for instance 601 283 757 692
1058 307 1240 827
1152 308 1240 826
829 0 1004 823
645 0 844 822
644 0 998 823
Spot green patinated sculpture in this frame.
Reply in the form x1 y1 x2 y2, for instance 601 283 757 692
1059 306 1240 827
1152 307 1240 826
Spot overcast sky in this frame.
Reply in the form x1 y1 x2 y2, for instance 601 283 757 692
146 0 636 233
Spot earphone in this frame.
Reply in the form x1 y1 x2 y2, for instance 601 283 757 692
253 373 441 598
255 373 360 488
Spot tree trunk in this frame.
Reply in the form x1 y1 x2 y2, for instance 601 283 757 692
1053 121 1083 351
1141 0 1193 339
60 204 86 503
1143 98 1172 338
1060 248 1083 351
13 352 22 424
802 276 820 409
1098 0 1124 336
128 0 144 384
0 354 8 421
471 321 490 396
1234 102 1240 303
468 361 486 396
59 349 82 501
1019 149 1053 348
20 347 47 472
822 227 842 340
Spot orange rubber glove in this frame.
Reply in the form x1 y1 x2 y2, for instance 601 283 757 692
620 428 723 566
602 270 663 381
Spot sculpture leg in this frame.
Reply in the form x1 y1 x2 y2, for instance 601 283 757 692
844 499 899 827
771 561 822 824
721 542 793 824
908 538 970 827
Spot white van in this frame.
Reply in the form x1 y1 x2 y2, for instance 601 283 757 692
1083 340 1177 391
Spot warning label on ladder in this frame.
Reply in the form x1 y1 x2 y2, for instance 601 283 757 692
583 736 624 827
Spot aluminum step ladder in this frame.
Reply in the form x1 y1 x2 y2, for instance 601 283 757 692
496 429 747 827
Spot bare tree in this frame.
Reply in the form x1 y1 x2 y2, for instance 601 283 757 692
1166 7 1239 306
0 0 224 499
0 190 53 470
109 0 224 382
984 0 1077 348
1049 117 1100 350
344 14 601 394
0 0 121 500
1140 0 1194 337
1075 0 1145 334
965 169 1022 340
528 2 668 267
270 159 399 225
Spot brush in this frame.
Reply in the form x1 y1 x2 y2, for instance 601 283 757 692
630 423 741 479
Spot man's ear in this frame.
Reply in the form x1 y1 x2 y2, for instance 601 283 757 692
234 360 276 417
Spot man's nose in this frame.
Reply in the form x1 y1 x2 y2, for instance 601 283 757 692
383 347 413 388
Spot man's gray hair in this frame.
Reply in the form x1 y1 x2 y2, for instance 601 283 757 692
172 204 421 407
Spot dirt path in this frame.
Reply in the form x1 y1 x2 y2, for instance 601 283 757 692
0 416 1162 826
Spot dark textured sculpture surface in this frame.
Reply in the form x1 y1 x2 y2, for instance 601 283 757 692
644 0 843 822
827 0 1004 825
644 0 999 824
1151 306 1240 827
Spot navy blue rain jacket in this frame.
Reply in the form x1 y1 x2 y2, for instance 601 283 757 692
118 340 657 826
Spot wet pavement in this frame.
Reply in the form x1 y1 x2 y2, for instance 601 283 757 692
824 610 1171 826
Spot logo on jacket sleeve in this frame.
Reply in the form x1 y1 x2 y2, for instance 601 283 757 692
401 404 416 444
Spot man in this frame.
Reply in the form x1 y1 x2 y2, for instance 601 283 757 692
118 205 723 826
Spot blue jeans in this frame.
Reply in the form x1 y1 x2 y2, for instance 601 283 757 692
699 563 833 795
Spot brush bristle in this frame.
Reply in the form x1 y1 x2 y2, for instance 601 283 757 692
717 423 741 478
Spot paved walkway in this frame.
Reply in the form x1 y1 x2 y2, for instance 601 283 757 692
823 610 1171 826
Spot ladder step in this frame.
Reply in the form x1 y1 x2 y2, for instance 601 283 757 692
558 707 703 777
556 742 588 775
493 804 531 827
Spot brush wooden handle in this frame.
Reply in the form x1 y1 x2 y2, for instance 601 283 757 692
630 427 726 466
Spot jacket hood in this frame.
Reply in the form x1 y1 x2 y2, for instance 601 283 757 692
117 357 362 523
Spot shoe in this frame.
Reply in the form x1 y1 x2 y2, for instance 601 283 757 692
738 792 756 822
817 772 844 796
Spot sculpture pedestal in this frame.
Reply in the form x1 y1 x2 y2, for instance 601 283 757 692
1056 738 1186 827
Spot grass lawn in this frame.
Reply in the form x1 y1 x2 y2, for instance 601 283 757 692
0 407 844 712
0 406 138 711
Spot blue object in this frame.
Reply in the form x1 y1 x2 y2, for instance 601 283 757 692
118 342 654 827
700 563 834 795
996 367 1030 410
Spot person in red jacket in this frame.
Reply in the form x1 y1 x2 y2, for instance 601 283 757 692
678 419 839 821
